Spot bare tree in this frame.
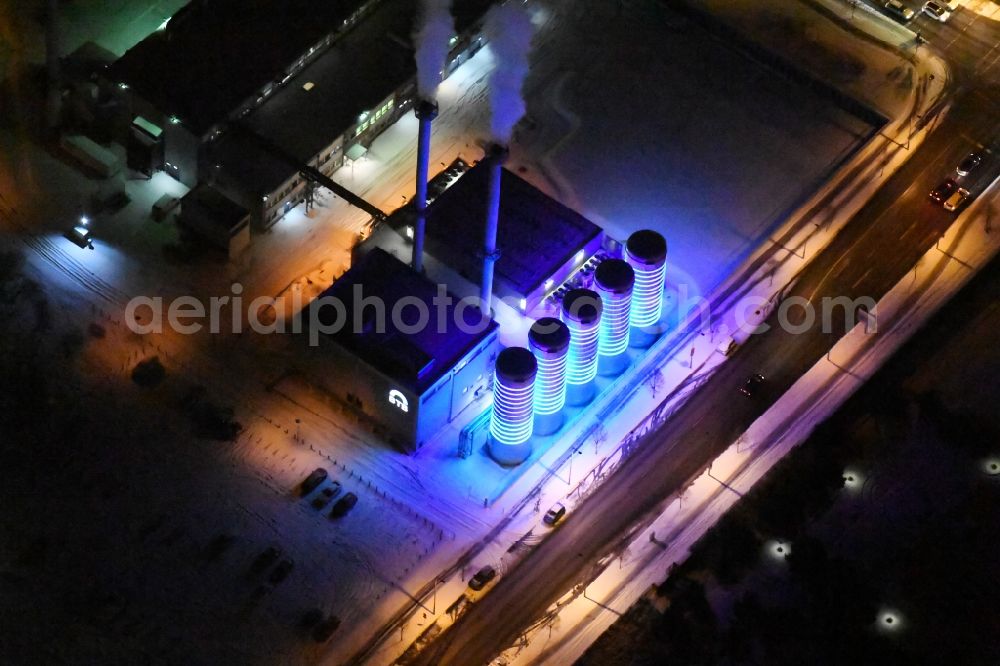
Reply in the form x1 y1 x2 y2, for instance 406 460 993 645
647 367 665 398
592 424 608 454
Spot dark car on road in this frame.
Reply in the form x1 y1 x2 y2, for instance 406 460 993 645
929 178 959 204
739 373 765 398
957 151 985 177
884 0 915 21
329 492 358 518
468 565 497 591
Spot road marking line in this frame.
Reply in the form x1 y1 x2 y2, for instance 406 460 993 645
900 219 919 239
851 268 873 290
806 135 960 302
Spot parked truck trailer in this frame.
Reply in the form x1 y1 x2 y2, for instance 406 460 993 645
59 134 122 178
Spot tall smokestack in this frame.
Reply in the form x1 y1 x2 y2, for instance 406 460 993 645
480 143 507 313
412 100 438 272
478 4 531 312
411 0 453 271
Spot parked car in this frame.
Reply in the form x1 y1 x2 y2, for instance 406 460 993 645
739 373 765 398
311 482 342 509
543 502 567 526
250 546 281 574
957 151 985 177
717 336 738 357
268 559 294 584
943 188 970 212
929 178 959 204
329 492 358 518
922 1 951 21
468 565 497 591
298 608 324 629
884 0 915 21
203 533 236 561
301 468 328 496
312 615 341 642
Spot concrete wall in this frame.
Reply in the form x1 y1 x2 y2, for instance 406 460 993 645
306 326 499 452
163 122 200 187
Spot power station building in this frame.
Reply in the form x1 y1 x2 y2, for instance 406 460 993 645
358 159 606 315
304 248 499 452
107 0 495 232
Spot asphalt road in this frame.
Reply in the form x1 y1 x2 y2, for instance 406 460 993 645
412 5 1000 665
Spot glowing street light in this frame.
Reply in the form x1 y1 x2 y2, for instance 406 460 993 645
842 467 865 494
876 608 904 633
764 539 791 562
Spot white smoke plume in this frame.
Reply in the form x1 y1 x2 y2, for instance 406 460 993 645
484 2 534 144
414 0 455 100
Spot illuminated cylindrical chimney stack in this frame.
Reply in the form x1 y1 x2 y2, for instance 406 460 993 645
595 259 634 376
562 288 603 407
528 317 570 436
412 100 438 273
480 143 508 314
624 229 667 347
489 346 536 465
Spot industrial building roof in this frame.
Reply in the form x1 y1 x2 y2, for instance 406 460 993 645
207 0 494 194
403 161 605 297
180 185 248 231
209 126 298 197
109 0 374 136
309 248 498 393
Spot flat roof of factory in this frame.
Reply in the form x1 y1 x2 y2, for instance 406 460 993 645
308 248 498 394
393 160 605 297
180 185 248 231
208 0 494 193
109 0 373 135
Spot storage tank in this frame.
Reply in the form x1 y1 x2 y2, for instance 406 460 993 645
489 346 537 465
561 288 603 406
528 317 570 436
594 258 634 376
624 230 667 345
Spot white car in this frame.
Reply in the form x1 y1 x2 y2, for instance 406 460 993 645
922 1 952 21
885 0 915 21
543 502 567 526
943 188 970 212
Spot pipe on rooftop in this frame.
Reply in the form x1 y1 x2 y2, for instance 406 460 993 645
412 100 438 272
480 143 508 313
